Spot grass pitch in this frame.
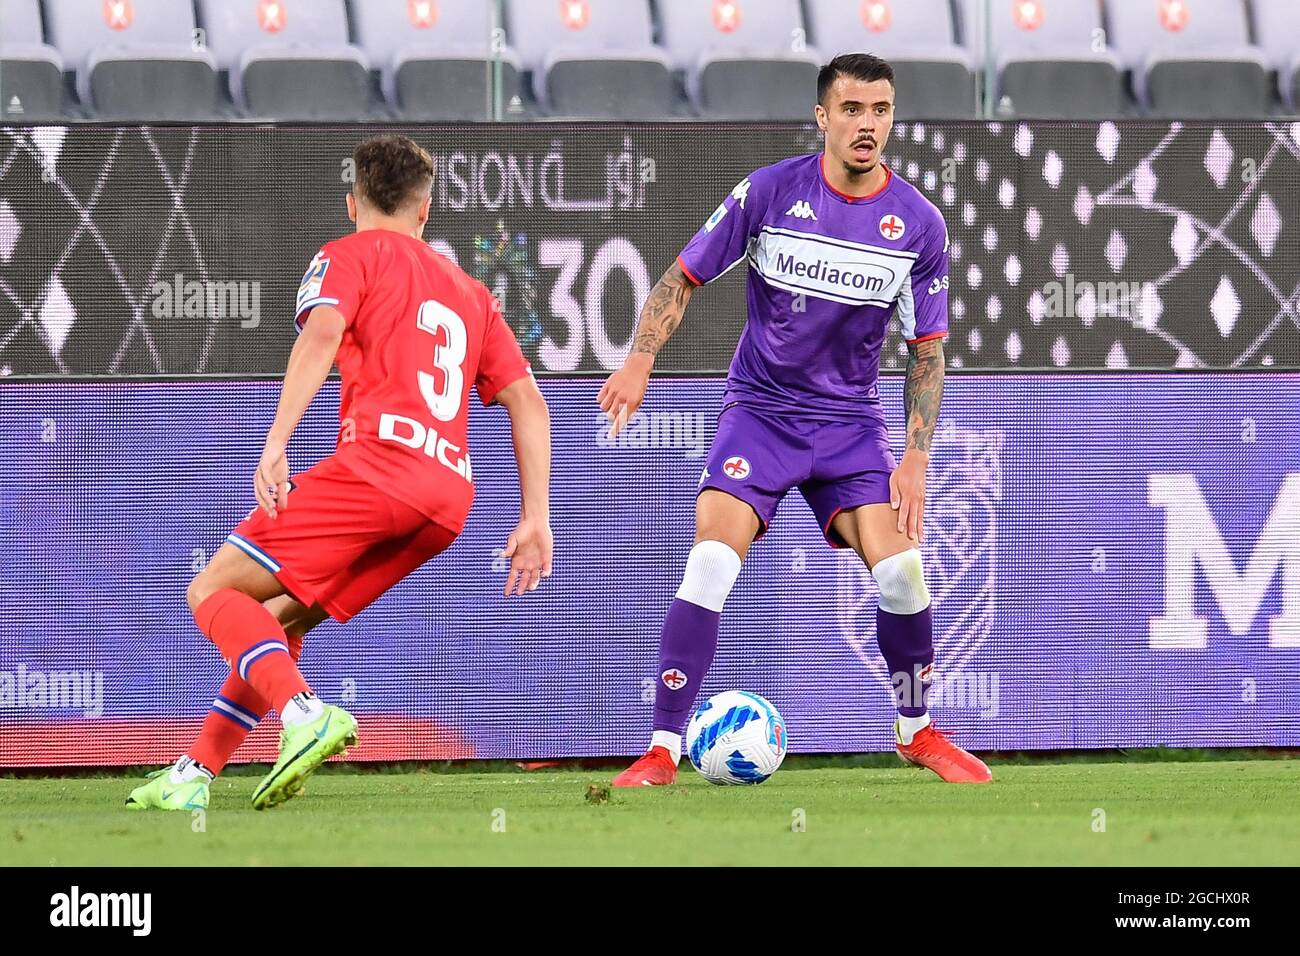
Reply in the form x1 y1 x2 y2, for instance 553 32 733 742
2 754 1297 866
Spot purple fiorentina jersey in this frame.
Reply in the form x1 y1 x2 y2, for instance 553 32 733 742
678 153 949 422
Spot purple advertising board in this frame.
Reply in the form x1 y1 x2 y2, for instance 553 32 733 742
1 374 1298 765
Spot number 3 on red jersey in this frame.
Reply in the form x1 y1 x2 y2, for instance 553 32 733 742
416 299 468 422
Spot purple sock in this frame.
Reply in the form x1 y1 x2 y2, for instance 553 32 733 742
652 598 720 734
878 605 934 717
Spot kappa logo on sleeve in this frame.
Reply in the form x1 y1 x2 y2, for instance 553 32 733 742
731 177 753 209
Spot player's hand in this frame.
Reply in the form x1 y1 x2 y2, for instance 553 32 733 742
254 439 292 519
890 449 928 544
597 352 653 439
501 516 553 596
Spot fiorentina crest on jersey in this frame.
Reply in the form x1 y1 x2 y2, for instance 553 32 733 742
879 214 906 241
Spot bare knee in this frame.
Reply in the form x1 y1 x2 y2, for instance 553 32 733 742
695 490 761 560
185 541 286 618
186 571 219 615
695 517 753 553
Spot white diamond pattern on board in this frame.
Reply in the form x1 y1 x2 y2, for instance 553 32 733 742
1210 276 1240 338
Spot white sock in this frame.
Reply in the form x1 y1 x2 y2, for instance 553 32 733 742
281 692 326 727
651 731 682 765
896 712 931 745
170 755 214 784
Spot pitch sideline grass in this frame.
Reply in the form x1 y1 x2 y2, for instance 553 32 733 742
2 757 1297 866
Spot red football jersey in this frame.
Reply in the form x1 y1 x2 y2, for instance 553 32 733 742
294 229 531 532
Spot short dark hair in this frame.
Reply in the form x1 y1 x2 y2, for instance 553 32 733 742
352 135 434 216
817 53 895 105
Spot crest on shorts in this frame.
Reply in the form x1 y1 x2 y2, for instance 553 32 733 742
722 456 751 480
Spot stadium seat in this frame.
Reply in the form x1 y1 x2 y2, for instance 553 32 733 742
198 0 370 119
1105 0 1271 118
506 0 675 118
43 0 218 118
657 0 821 119
0 0 64 118
955 0 1123 118
806 0 975 119
351 0 522 119
1250 0 1300 113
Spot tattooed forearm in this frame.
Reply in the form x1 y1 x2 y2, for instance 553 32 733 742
903 339 945 454
631 261 696 357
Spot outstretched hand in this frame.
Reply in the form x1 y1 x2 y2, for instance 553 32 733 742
502 516 554 596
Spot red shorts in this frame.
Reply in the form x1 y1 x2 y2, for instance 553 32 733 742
227 455 457 623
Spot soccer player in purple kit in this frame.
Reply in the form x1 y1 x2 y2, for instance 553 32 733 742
599 53 991 786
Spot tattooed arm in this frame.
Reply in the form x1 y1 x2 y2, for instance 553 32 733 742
631 261 696 358
597 261 697 434
892 337 945 542
903 337 945 454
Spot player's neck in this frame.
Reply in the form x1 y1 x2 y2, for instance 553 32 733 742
354 218 423 241
821 153 889 199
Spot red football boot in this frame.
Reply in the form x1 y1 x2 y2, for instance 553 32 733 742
611 746 678 787
896 722 993 783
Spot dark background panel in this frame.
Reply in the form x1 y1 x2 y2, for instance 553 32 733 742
0 121 1296 377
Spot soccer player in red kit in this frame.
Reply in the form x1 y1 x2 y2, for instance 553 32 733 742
127 135 552 811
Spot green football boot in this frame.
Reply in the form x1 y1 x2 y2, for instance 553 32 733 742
125 767 210 811
251 704 358 810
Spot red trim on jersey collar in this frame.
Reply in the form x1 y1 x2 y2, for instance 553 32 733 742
820 155 892 203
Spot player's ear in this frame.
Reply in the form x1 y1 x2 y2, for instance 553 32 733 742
416 195 431 229
346 191 357 225
814 102 828 132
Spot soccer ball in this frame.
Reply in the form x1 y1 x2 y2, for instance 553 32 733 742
685 691 787 785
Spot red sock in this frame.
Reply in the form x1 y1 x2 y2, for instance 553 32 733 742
189 634 303 774
194 590 311 716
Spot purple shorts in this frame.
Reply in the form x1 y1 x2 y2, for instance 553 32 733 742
698 402 896 548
